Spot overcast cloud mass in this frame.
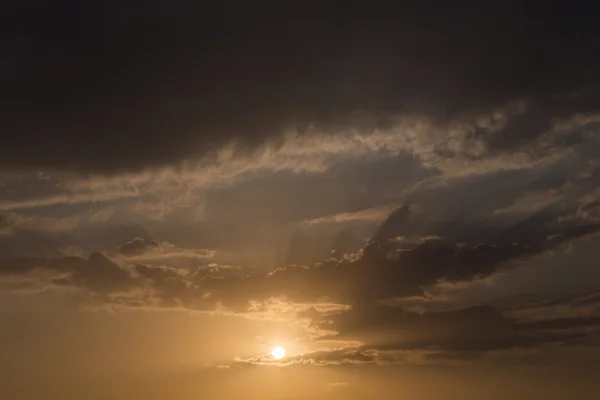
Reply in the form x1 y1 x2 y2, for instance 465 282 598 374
2 1 600 399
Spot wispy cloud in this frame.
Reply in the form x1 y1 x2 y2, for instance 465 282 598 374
300 204 398 225
0 212 80 236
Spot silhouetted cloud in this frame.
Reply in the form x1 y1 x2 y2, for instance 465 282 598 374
3 204 600 309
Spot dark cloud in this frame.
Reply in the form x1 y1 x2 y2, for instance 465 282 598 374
0 220 156 259
102 209 600 312
2 203 600 312
75 224 155 254
0 252 133 292
506 292 600 322
317 302 600 355
483 90 600 153
1 1 600 172
372 205 411 242
134 264 191 307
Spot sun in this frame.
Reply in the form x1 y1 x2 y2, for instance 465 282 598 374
271 346 286 360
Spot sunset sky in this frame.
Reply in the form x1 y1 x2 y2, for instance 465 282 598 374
2 1 600 399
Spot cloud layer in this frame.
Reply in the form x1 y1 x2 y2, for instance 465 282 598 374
2 202 600 367
2 1 600 172
2 1 600 375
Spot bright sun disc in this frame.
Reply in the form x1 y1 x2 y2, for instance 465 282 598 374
271 346 286 360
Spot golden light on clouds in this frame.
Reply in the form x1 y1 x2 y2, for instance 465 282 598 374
271 346 286 360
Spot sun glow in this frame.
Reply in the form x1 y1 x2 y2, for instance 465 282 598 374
271 346 286 360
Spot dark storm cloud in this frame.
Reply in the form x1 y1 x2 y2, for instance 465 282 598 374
1 1 600 172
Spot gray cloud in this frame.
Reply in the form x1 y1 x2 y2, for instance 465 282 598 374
0 212 79 236
0 252 133 293
4 202 600 313
113 238 215 262
506 292 600 322
318 302 600 354
2 2 600 173
115 237 160 256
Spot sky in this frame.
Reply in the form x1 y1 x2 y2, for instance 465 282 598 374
2 1 600 399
